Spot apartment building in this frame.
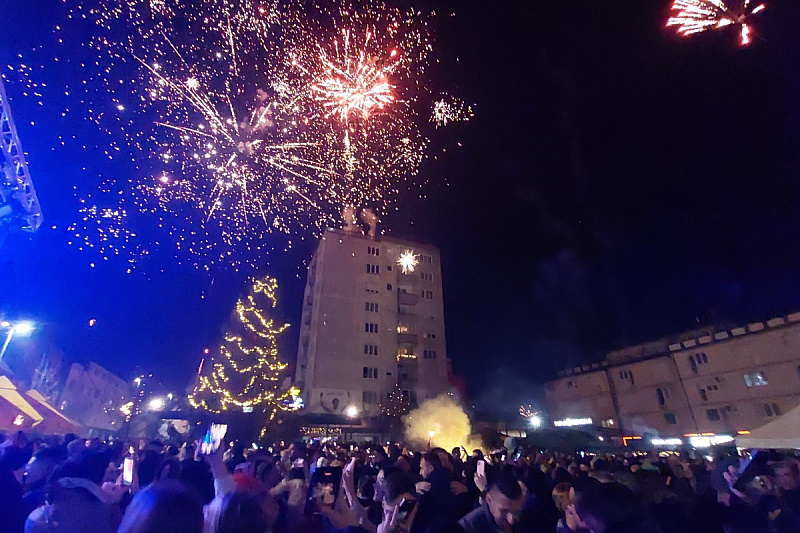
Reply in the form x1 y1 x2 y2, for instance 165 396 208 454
295 228 449 417
545 313 800 437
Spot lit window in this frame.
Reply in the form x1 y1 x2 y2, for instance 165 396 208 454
744 371 768 387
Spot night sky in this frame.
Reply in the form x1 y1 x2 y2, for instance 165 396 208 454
2 1 800 414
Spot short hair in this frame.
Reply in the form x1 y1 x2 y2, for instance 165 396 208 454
216 491 269 533
488 470 523 501
75 449 112 485
574 482 643 529
385 471 415 502
288 467 306 481
421 452 442 469
33 446 62 464
118 480 204 533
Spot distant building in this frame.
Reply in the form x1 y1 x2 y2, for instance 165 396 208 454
59 362 129 433
545 313 800 438
295 228 449 417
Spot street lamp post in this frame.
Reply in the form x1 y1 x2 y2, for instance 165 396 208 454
0 321 35 362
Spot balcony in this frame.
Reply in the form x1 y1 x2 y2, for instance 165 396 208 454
398 292 418 306
397 332 418 345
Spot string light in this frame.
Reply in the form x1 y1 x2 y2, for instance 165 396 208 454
188 275 300 414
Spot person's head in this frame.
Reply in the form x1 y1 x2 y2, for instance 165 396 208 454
357 474 376 501
374 466 400 502
288 467 305 481
155 456 182 481
288 442 306 461
184 443 196 461
214 491 270 533
420 452 441 479
384 471 415 506
166 445 180 457
451 447 461 460
74 449 112 486
231 442 246 457
369 445 388 465
25 446 62 486
430 447 453 472
66 438 85 458
574 482 643 533
773 460 800 491
472 449 484 460
485 472 526 532
117 480 204 533
552 482 572 514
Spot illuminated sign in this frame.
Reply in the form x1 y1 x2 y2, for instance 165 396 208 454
553 417 592 427
688 434 734 448
651 438 683 446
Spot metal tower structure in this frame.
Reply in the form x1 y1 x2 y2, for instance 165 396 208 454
0 76 42 240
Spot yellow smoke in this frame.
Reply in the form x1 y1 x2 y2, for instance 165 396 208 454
403 394 483 452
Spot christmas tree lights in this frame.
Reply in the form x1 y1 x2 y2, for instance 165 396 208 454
188 276 299 414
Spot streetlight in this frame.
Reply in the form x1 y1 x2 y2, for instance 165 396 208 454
528 415 542 429
345 405 359 418
0 321 35 362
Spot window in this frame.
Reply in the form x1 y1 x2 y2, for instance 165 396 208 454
419 254 433 264
706 409 721 422
366 287 379 294
618 370 634 385
364 344 378 356
362 367 378 379
401 390 418 403
744 371 768 388
363 391 378 404
365 323 378 333
423 350 436 359
421 290 434 299
656 388 666 406
699 388 708 401
695 352 708 365
566 380 576 389
772 403 782 416
420 272 433 282
367 246 380 256
387 284 392 291
664 413 678 425
365 302 379 313
765 403 774 417
422 333 437 339
367 264 380 275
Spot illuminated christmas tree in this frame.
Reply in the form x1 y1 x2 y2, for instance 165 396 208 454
189 276 299 416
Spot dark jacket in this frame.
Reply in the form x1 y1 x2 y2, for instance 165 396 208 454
25 481 122 533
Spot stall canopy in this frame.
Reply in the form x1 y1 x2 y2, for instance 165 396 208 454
0 375 82 433
736 404 800 449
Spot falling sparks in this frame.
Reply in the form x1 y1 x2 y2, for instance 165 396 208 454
430 96 473 128
45 0 469 272
397 249 418 274
666 0 766 46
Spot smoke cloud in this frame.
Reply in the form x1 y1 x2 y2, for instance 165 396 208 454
403 394 483 451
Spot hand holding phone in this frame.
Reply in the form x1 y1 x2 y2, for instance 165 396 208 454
122 457 134 486
200 423 228 455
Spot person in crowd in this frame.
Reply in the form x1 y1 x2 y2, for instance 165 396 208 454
117 480 204 533
22 446 63 517
25 449 123 533
225 443 248 474
574 482 661 533
459 470 527 533
181 442 215 504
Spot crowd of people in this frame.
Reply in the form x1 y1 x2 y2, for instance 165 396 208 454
2 429 800 533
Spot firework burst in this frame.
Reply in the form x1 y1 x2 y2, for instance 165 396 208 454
666 0 766 46
53 0 458 271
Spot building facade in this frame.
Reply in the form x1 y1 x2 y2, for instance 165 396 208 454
295 228 449 417
59 362 130 432
545 313 800 437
